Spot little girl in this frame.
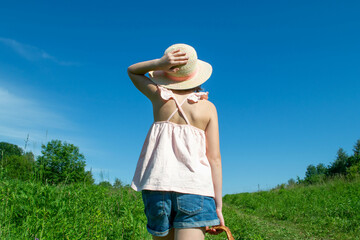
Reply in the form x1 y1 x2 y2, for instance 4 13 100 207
128 43 224 240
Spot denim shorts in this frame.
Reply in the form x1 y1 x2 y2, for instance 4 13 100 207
141 190 220 237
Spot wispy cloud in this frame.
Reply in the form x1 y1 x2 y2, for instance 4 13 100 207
0 87 71 129
0 86 74 153
0 37 78 66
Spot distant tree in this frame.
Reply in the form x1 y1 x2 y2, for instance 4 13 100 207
347 162 360 179
304 163 327 184
305 165 317 180
316 163 327 175
0 142 35 181
113 178 124 188
98 181 112 188
345 140 360 178
296 176 304 184
297 139 360 184
0 142 23 158
353 140 360 157
287 178 296 186
23 151 35 161
84 170 95 185
37 140 94 184
327 148 349 176
2 155 34 181
349 140 360 167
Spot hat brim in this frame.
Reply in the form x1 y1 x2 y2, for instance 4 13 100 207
148 60 212 90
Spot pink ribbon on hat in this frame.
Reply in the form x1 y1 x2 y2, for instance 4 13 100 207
164 67 198 82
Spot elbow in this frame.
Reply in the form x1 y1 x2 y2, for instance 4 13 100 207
208 156 222 167
127 67 144 76
127 67 133 75
127 68 134 83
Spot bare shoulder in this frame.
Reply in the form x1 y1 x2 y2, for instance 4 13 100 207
201 99 218 116
202 99 219 141
193 99 218 128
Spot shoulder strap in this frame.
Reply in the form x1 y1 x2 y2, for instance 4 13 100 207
166 96 190 125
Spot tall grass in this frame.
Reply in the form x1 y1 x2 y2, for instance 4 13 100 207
2 172 359 239
224 176 360 239
0 178 151 239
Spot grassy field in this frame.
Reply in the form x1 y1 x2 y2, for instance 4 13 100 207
0 179 149 239
1 177 359 239
214 177 360 240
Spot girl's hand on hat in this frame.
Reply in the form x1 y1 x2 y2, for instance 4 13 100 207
156 49 189 73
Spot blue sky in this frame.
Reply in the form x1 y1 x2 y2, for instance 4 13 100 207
0 0 359 194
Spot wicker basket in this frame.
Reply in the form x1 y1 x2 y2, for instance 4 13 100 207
206 226 235 240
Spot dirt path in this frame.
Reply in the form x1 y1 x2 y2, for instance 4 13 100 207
207 203 317 240
207 202 359 240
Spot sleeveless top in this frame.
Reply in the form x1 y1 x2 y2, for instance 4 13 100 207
131 86 215 197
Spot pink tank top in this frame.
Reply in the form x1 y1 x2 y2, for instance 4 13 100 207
131 86 215 197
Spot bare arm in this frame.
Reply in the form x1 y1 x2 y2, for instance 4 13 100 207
127 59 160 100
205 102 225 226
127 49 189 100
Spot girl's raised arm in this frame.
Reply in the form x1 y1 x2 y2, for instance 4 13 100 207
127 59 159 100
127 49 188 100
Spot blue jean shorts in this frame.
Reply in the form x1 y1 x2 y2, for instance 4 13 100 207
141 190 220 237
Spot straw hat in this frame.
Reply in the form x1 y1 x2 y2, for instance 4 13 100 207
148 43 212 90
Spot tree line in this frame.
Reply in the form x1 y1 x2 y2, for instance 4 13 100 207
0 140 95 185
4 138 359 189
283 139 360 188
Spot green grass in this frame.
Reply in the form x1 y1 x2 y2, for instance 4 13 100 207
1 177 359 239
213 177 360 240
0 179 150 239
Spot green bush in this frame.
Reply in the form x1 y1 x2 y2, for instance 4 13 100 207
1 155 34 181
37 140 94 185
0 142 35 181
347 162 360 179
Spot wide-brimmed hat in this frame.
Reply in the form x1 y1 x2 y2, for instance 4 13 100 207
148 43 212 90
